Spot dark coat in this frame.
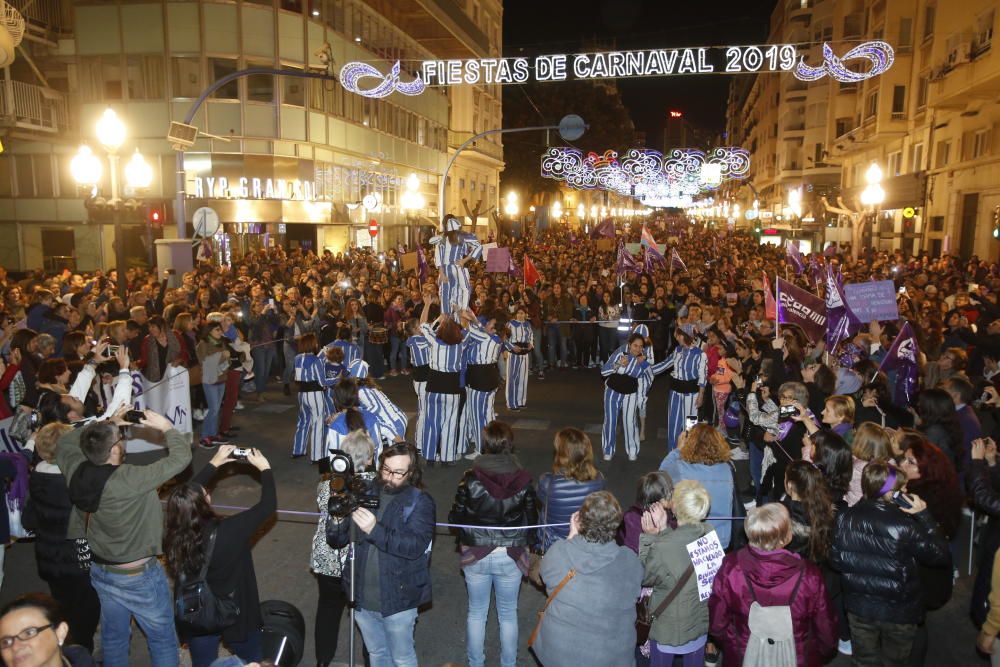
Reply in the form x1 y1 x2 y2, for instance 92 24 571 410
708 547 838 667
537 472 606 550
22 466 90 580
448 454 538 548
968 460 1000 625
830 499 950 624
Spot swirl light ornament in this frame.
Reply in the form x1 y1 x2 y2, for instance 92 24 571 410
339 61 427 99
794 41 895 83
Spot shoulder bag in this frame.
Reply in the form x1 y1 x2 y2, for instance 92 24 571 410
635 562 695 646
527 568 575 648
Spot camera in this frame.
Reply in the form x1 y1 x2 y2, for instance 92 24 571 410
892 490 912 509
779 405 798 422
232 447 252 461
107 345 121 356
327 449 379 519
124 410 145 424
684 415 699 431
29 410 40 429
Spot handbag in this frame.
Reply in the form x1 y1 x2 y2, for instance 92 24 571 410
174 525 240 633
728 461 749 551
528 475 555 586
635 563 695 646
527 568 575 648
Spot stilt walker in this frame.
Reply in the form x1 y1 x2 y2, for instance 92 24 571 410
651 326 708 453
600 333 650 461
505 306 533 411
429 214 482 316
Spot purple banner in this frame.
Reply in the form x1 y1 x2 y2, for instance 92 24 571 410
777 277 827 344
484 247 512 273
844 280 899 323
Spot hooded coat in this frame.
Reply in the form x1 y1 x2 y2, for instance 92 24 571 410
708 546 838 667
530 536 643 667
448 453 538 552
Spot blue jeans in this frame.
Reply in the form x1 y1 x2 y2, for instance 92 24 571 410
250 344 276 394
89 559 178 667
546 329 569 367
354 607 418 667
530 326 544 372
202 381 225 438
389 337 408 371
282 341 296 385
464 550 522 667
187 628 262 667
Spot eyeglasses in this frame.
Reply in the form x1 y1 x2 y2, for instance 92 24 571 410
0 624 54 649
381 465 409 479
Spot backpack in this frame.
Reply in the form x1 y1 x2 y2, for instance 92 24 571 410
174 525 240 633
741 563 804 667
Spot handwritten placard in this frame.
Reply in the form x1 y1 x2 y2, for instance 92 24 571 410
484 246 511 273
844 280 899 323
686 530 725 602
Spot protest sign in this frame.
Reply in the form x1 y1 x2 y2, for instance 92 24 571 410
844 280 899 323
481 242 498 260
595 239 615 252
686 530 725 601
400 252 418 271
484 247 512 273
126 367 193 452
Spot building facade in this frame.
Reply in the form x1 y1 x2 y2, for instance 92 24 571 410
0 0 503 272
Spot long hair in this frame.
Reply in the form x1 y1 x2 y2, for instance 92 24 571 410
163 482 218 578
436 318 463 345
552 427 599 482
680 424 732 465
901 434 963 539
334 378 366 431
785 461 834 563
811 430 852 500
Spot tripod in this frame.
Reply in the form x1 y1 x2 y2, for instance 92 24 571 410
347 521 358 667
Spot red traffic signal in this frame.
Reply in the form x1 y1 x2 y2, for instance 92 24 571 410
368 219 379 237
148 205 164 226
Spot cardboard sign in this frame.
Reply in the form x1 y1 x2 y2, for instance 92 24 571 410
484 246 512 273
595 239 615 252
626 243 642 255
844 280 899 323
481 242 498 259
401 252 418 271
686 530 725 602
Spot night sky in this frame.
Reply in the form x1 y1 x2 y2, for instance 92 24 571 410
503 0 775 144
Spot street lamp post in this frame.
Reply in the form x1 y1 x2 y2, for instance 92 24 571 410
72 108 152 299
860 162 885 249
503 191 519 237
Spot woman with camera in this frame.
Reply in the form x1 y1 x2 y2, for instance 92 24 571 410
163 445 276 667
310 430 376 667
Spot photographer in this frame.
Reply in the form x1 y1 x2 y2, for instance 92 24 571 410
57 409 191 667
327 441 435 666
163 445 275 667
310 431 376 667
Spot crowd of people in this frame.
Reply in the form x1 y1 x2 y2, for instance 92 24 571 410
1 213 1000 667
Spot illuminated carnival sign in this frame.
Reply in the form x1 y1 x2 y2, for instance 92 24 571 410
540 146 750 206
339 42 895 99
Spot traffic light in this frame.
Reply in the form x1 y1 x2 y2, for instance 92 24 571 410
148 205 164 227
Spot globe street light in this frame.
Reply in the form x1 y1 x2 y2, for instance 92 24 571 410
124 149 153 190
70 145 101 188
96 107 126 153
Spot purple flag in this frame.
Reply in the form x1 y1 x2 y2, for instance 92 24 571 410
590 218 615 239
825 265 863 351
417 246 428 282
776 277 827 344
786 240 804 274
643 247 665 275
809 256 823 286
878 322 920 405
670 248 687 273
616 241 641 276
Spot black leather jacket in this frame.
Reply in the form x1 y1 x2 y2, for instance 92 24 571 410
830 498 950 624
448 455 539 548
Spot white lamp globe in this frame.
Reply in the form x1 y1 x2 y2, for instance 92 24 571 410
96 107 126 152
70 145 102 186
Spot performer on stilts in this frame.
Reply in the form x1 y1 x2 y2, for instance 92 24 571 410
429 214 482 316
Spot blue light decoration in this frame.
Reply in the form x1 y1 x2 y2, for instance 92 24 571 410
794 41 895 83
541 146 750 207
339 61 426 99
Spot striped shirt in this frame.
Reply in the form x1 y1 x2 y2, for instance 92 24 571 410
294 353 332 385
430 232 483 267
406 335 430 367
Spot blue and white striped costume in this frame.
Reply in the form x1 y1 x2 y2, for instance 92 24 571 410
326 340 361 367
651 344 708 452
325 408 381 462
293 353 335 458
632 324 655 421
359 385 408 460
601 349 650 460
429 231 482 315
462 324 506 454
418 323 487 462
505 320 533 410
407 335 431 455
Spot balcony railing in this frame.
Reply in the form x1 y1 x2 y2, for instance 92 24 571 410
17 0 64 36
0 80 68 133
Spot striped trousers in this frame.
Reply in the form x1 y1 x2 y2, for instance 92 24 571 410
666 390 700 453
421 391 463 462
637 374 651 419
602 387 641 459
505 354 529 410
463 387 497 454
295 390 328 460
439 264 470 315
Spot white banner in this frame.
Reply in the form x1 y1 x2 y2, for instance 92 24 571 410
686 530 725 602
126 366 193 453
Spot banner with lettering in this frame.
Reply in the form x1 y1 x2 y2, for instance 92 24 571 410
686 530 725 602
126 366 193 453
776 277 827 344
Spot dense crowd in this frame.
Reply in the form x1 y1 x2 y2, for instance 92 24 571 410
1 215 1000 667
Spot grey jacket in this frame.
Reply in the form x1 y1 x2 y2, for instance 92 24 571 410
533 537 643 667
639 522 712 646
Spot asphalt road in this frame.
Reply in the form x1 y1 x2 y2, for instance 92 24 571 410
0 368 984 666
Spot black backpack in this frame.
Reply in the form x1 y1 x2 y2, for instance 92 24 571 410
174 525 240 633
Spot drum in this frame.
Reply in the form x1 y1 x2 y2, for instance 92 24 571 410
260 600 305 667
368 325 389 345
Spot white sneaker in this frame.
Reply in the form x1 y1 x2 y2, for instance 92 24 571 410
603 453 612 461
235 401 245 411
628 454 638 461
838 640 852 656
730 447 750 460
192 408 206 421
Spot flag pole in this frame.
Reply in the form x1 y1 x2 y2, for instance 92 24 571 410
774 273 780 341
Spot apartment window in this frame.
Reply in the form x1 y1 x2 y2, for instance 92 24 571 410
973 129 991 158
891 85 906 119
126 56 165 100
246 65 274 103
210 58 239 99
835 117 852 137
916 75 928 109
470 179 477 192
33 156 52 197
911 142 924 171
283 69 305 106
888 151 902 176
280 0 303 11
899 17 913 47
459 178 465 192
935 140 950 168
922 5 935 41
171 57 201 98
13 156 33 197
100 56 123 99
814 142 824 163
974 9 995 54
865 91 878 120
